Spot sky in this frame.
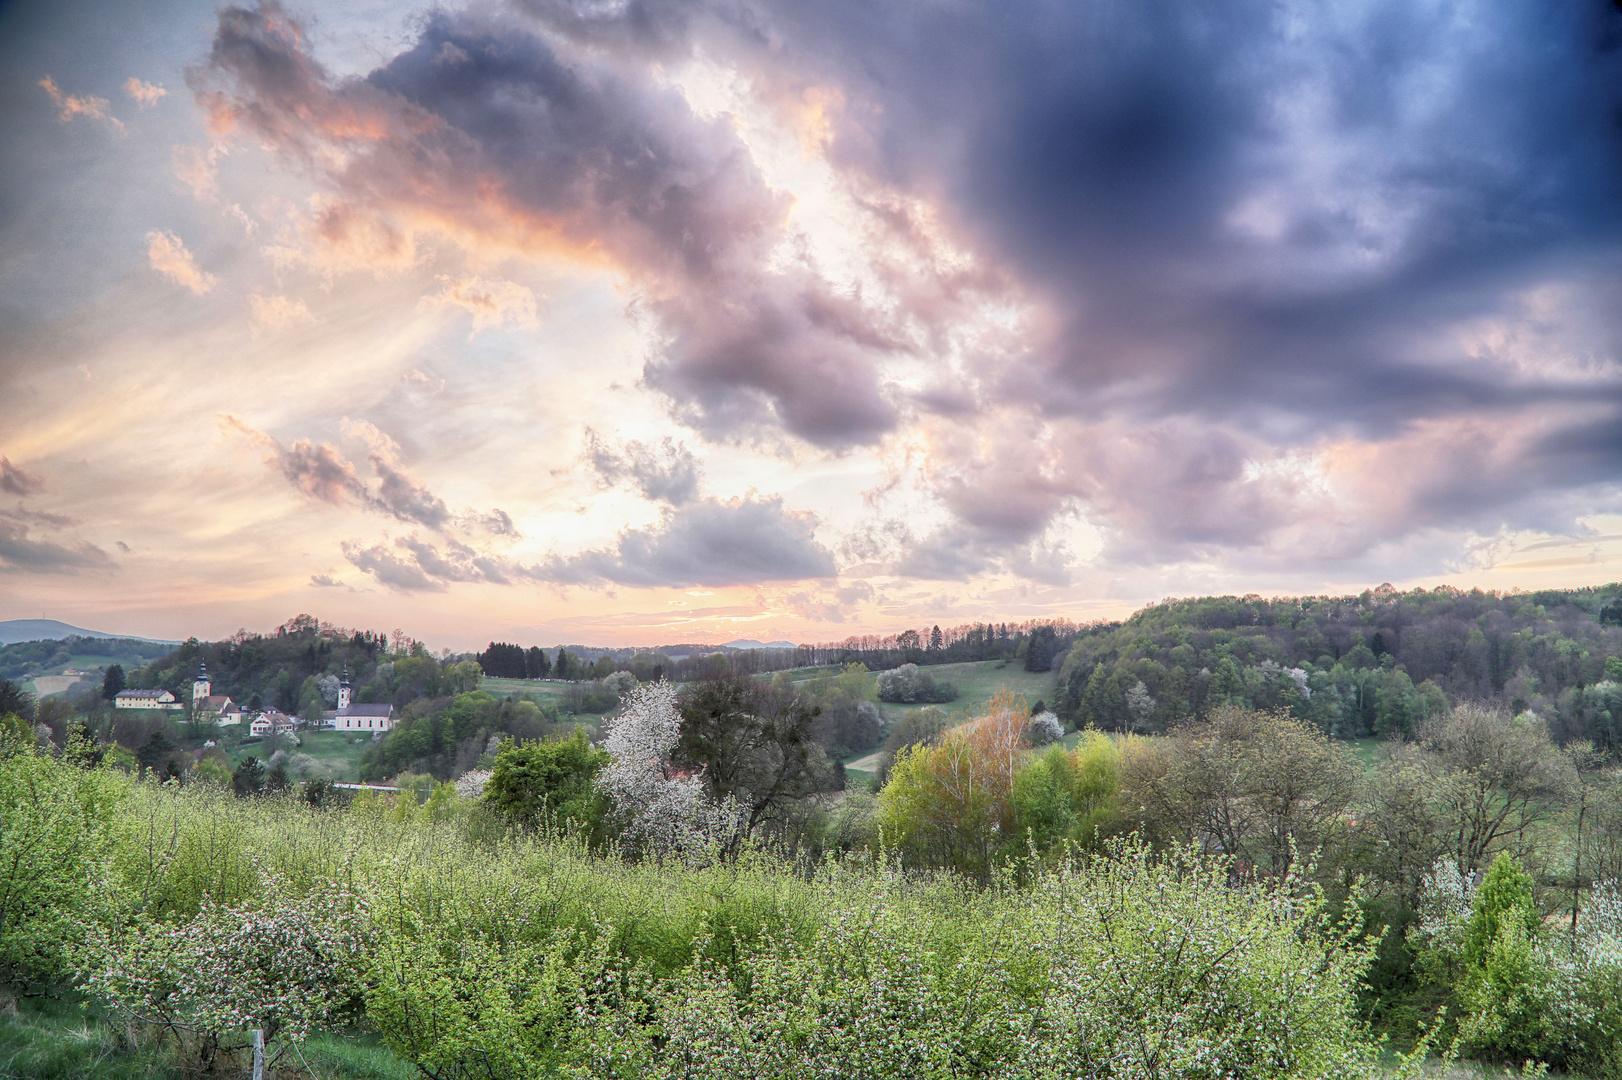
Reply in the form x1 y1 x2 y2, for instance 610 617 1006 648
3 0 1622 652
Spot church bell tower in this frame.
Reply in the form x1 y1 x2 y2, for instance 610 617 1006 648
192 661 211 704
338 667 352 711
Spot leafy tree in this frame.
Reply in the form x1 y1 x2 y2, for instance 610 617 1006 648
1418 705 1569 873
1120 707 1359 877
876 690 1031 879
484 728 609 837
677 672 834 836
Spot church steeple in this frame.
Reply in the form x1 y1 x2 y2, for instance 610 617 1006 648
192 661 211 704
337 666 352 711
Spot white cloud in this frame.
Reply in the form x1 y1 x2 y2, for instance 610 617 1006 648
423 275 539 334
249 293 315 331
123 78 167 107
145 230 217 295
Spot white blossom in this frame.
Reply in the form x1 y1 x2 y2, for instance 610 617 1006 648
598 680 741 860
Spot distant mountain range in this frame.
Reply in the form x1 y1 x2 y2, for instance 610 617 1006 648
717 639 799 650
0 619 179 646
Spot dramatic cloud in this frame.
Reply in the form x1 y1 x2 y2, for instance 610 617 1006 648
227 417 453 530
38 76 120 128
192 1 906 446
584 429 701 506
0 458 45 497
309 573 343 587
145 229 216 294
538 496 836 587
123 78 166 107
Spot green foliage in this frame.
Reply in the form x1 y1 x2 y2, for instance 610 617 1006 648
1466 852 1541 966
365 839 1378 1079
483 728 609 836
1052 584 1622 748
0 746 126 984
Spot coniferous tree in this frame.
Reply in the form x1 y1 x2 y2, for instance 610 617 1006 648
526 646 551 679
102 664 126 700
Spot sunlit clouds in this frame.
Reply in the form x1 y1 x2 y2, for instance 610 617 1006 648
144 229 216 294
4 0 1622 647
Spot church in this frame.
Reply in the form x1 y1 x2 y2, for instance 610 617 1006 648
191 662 244 726
322 669 397 733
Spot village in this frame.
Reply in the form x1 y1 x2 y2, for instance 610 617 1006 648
112 662 396 740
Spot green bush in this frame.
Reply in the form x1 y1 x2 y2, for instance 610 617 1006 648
0 741 126 985
483 727 609 838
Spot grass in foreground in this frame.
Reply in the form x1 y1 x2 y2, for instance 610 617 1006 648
0 992 416 1080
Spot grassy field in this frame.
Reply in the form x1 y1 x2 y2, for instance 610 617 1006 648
226 729 376 783
477 676 616 719
18 650 153 698
840 659 1061 779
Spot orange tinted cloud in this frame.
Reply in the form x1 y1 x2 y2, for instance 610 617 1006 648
123 78 166 107
39 76 121 129
145 230 216 295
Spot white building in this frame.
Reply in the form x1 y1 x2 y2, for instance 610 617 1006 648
113 689 181 710
322 668 397 732
191 662 240 725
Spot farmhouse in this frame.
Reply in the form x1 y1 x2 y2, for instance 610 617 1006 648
248 708 296 738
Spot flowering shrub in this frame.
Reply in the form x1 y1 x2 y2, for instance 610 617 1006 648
81 871 373 1062
454 768 492 799
1025 710 1063 746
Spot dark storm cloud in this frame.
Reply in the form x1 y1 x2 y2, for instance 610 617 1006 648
708 0 1622 563
206 0 1622 575
538 496 836 587
195 1 901 446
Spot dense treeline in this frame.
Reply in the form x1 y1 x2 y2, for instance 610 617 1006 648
793 619 1082 672
1053 583 1622 749
129 615 403 714
0 635 172 682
